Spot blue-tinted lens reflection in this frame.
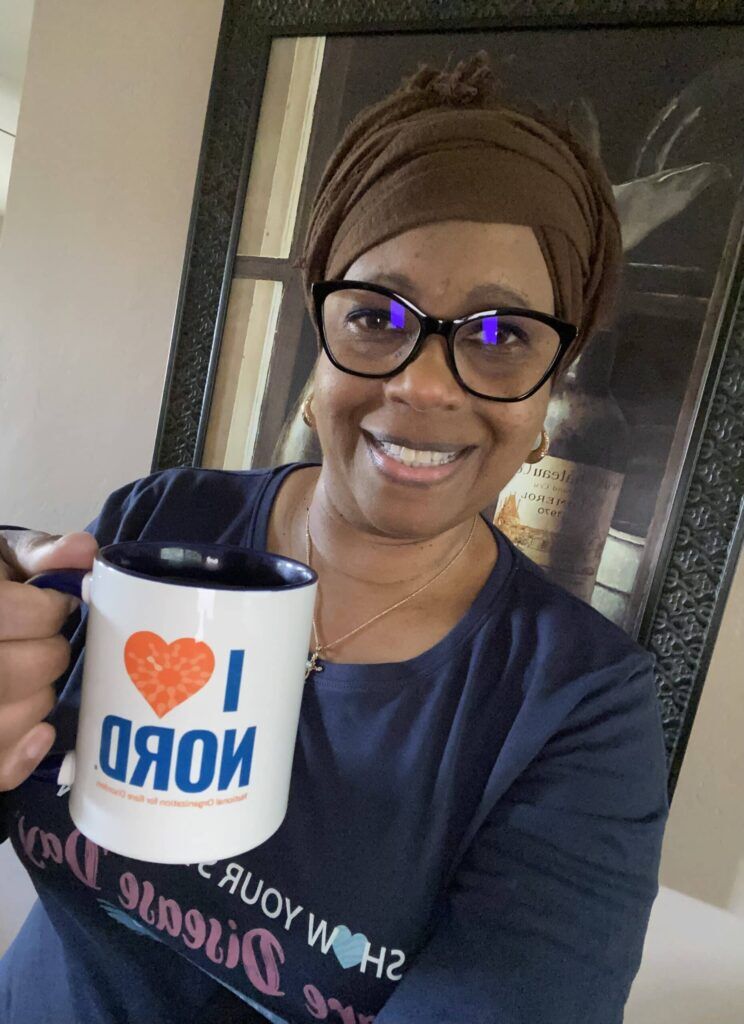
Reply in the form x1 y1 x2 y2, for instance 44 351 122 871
482 315 500 345
390 300 406 329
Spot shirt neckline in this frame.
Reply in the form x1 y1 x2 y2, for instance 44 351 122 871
249 462 516 689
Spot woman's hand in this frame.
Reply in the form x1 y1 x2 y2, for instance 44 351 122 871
0 530 98 791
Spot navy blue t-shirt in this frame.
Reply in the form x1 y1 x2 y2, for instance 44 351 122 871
0 464 669 1023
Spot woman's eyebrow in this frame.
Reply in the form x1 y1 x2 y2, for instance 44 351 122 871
367 271 415 293
365 273 533 310
464 283 533 308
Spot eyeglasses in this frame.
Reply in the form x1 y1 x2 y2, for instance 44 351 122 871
311 280 577 402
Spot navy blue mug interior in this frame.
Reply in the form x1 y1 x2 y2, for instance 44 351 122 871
99 542 316 591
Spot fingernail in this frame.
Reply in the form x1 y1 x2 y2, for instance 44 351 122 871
25 732 52 762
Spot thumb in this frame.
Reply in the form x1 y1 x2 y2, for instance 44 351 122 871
0 530 99 582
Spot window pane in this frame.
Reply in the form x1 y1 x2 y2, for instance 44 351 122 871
203 278 284 469
236 36 325 258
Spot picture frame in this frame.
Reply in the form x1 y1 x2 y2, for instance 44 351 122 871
152 0 744 800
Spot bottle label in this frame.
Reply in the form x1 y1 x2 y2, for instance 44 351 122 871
494 455 623 601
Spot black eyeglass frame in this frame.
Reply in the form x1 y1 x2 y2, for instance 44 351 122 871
311 279 578 403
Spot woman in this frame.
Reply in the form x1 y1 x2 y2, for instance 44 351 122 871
0 55 668 1023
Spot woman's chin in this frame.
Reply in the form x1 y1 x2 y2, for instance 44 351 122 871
351 460 480 539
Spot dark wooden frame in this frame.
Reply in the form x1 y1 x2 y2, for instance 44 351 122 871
152 0 744 801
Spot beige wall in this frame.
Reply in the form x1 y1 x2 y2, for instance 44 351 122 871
0 0 223 953
0 0 223 533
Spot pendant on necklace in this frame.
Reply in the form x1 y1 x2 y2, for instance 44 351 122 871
305 648 323 680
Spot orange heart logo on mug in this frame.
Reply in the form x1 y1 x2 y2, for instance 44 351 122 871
124 631 215 718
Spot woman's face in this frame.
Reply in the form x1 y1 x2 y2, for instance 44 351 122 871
312 220 555 539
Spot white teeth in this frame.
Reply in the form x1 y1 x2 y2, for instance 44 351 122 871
375 440 460 467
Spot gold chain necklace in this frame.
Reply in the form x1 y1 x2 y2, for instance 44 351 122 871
304 510 477 679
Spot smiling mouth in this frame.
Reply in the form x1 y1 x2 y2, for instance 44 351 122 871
364 431 471 469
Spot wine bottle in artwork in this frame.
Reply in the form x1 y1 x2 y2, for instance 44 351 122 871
494 330 628 603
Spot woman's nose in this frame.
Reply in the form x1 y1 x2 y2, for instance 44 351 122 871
383 334 466 412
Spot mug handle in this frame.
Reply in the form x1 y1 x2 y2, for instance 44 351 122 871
26 570 91 788
27 568 90 603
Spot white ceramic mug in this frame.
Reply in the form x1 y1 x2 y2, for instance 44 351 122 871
30 541 317 864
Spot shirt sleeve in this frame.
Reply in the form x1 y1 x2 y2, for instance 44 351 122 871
374 655 670 1024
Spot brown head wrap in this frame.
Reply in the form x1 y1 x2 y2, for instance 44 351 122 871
301 53 622 367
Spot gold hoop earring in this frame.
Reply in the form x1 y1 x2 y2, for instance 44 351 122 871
525 428 550 464
301 394 315 430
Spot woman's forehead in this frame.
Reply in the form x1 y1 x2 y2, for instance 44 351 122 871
358 270 535 314
343 222 554 315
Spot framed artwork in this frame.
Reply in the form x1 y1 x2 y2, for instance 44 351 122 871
152 1 744 798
